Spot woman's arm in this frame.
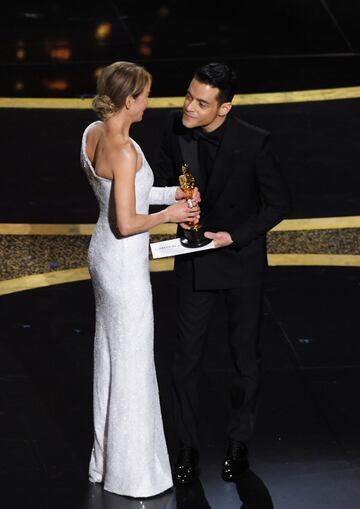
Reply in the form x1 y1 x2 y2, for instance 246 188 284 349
111 145 200 236
149 186 178 205
149 186 201 206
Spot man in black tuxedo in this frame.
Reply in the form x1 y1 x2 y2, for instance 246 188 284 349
154 62 291 485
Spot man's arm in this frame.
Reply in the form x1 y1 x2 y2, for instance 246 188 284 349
206 134 291 249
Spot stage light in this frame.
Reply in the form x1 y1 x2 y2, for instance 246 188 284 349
15 81 25 91
49 47 71 60
16 48 26 60
95 22 112 40
44 80 69 91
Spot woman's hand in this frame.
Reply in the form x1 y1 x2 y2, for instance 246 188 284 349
165 200 200 224
175 187 201 205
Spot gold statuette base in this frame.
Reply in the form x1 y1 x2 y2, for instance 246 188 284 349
180 226 212 248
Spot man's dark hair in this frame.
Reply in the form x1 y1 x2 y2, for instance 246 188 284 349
194 62 237 104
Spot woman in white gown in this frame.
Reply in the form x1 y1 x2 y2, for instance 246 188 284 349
80 61 200 498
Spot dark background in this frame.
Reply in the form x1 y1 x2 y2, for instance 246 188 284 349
1 1 360 223
1 100 360 223
1 0 360 98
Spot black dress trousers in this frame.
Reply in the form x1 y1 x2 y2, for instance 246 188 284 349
172 258 264 448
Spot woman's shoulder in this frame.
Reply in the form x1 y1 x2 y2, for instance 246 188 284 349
114 137 137 155
109 137 138 169
83 120 103 136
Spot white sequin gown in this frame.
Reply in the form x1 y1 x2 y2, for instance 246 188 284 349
81 121 175 497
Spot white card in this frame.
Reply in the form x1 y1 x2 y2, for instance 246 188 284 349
150 237 215 259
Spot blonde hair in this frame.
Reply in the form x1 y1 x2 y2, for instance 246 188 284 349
92 61 151 120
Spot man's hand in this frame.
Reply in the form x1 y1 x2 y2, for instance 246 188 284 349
204 231 233 248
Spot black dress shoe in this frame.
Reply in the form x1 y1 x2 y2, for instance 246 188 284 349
222 440 249 482
173 446 200 486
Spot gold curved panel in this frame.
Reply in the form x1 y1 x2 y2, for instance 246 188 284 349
0 216 360 236
0 254 359 296
1 85 360 110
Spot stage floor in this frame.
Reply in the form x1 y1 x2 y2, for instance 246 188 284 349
1 266 359 509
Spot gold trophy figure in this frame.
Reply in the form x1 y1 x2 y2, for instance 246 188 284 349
178 164 211 248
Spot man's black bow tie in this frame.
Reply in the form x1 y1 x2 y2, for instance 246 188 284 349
192 128 220 146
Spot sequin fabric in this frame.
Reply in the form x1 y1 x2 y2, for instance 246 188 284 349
81 122 175 497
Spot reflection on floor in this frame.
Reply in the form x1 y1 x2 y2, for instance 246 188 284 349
0 266 359 508
84 473 273 509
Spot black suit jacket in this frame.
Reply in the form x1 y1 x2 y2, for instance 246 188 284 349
155 110 291 289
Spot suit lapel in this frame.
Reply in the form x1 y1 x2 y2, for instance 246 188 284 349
178 135 208 194
202 115 241 212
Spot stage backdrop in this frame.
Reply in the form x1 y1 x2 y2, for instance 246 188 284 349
1 100 360 223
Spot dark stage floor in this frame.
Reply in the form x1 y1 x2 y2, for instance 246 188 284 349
1 266 359 509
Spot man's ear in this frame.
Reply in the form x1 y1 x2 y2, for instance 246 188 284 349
219 102 232 117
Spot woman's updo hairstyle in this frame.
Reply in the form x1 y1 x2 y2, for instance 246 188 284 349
92 61 151 120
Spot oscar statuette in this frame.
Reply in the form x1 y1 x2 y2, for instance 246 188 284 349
179 163 212 248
